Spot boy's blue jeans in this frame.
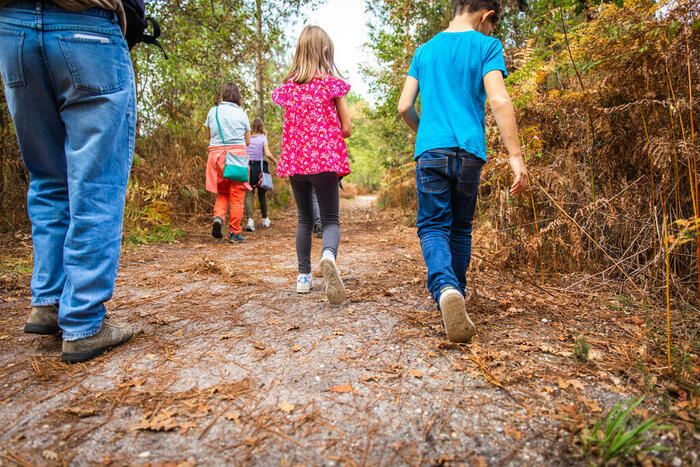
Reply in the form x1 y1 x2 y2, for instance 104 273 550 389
416 148 484 304
0 2 136 340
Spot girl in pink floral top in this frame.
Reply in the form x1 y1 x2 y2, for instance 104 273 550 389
272 25 352 305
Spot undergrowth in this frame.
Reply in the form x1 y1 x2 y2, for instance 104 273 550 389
579 396 668 465
125 225 187 246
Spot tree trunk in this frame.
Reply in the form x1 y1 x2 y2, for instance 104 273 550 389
255 0 265 121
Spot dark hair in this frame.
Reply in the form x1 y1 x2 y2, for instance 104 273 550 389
252 117 266 135
220 82 241 105
452 0 501 22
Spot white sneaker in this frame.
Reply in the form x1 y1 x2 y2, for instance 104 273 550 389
246 218 255 232
262 217 271 228
296 274 313 294
320 251 345 305
438 287 475 343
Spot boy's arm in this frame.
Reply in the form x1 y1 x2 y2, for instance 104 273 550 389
245 130 251 147
398 77 420 133
484 70 528 195
335 97 352 138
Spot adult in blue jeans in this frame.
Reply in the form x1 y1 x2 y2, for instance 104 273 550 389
398 0 528 343
0 1 136 362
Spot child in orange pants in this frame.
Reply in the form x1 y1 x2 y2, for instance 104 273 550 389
204 82 251 243
206 144 248 242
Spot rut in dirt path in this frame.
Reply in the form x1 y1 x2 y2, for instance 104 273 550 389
0 198 647 465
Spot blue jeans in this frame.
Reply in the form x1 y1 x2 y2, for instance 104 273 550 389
416 148 484 304
0 2 136 340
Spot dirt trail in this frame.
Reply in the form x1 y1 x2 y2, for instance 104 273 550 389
0 198 688 465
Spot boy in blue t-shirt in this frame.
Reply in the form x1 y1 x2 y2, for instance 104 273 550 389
398 0 528 343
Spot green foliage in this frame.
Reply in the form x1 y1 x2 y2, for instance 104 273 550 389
345 93 384 191
0 256 33 276
580 396 667 464
125 225 187 246
574 336 590 363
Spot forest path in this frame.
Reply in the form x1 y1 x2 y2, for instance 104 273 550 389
0 198 652 465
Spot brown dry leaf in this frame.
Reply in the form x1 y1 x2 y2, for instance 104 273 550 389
253 341 266 350
428 351 437 358
558 379 585 391
327 384 353 394
118 378 145 389
279 401 295 413
42 450 59 461
178 421 198 434
292 344 302 353
220 333 236 340
224 411 241 422
409 369 423 379
556 404 579 418
504 425 523 441
133 409 179 432
583 398 602 413
64 407 98 418
361 374 379 382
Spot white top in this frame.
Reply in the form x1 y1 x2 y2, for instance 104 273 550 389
205 102 250 146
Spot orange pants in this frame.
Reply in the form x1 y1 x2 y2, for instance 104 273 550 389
214 180 246 234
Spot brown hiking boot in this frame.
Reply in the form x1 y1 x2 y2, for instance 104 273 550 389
61 320 133 363
24 305 60 335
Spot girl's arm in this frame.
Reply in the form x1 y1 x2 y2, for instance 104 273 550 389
245 130 251 147
335 96 352 138
398 77 420 133
484 70 528 195
264 142 278 165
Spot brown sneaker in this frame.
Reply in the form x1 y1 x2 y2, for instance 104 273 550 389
24 305 60 335
61 320 133 363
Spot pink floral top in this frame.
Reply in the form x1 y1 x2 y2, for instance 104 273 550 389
271 76 351 178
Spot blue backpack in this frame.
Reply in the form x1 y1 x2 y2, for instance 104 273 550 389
122 0 167 57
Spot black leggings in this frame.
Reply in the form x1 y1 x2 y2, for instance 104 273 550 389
290 172 340 274
245 161 268 218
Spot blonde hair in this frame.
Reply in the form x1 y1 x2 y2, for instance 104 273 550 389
284 25 343 84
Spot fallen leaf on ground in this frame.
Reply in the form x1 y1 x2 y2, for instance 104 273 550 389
64 407 98 418
133 409 178 432
178 421 198 433
327 384 353 393
224 411 241 422
253 341 266 350
409 369 423 379
558 379 585 391
504 425 523 441
279 401 295 413
42 450 59 461
292 344 302 352
583 398 602 413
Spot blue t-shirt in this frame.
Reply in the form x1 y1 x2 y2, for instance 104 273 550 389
408 31 508 161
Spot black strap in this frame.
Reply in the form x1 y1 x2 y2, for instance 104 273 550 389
142 17 168 59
